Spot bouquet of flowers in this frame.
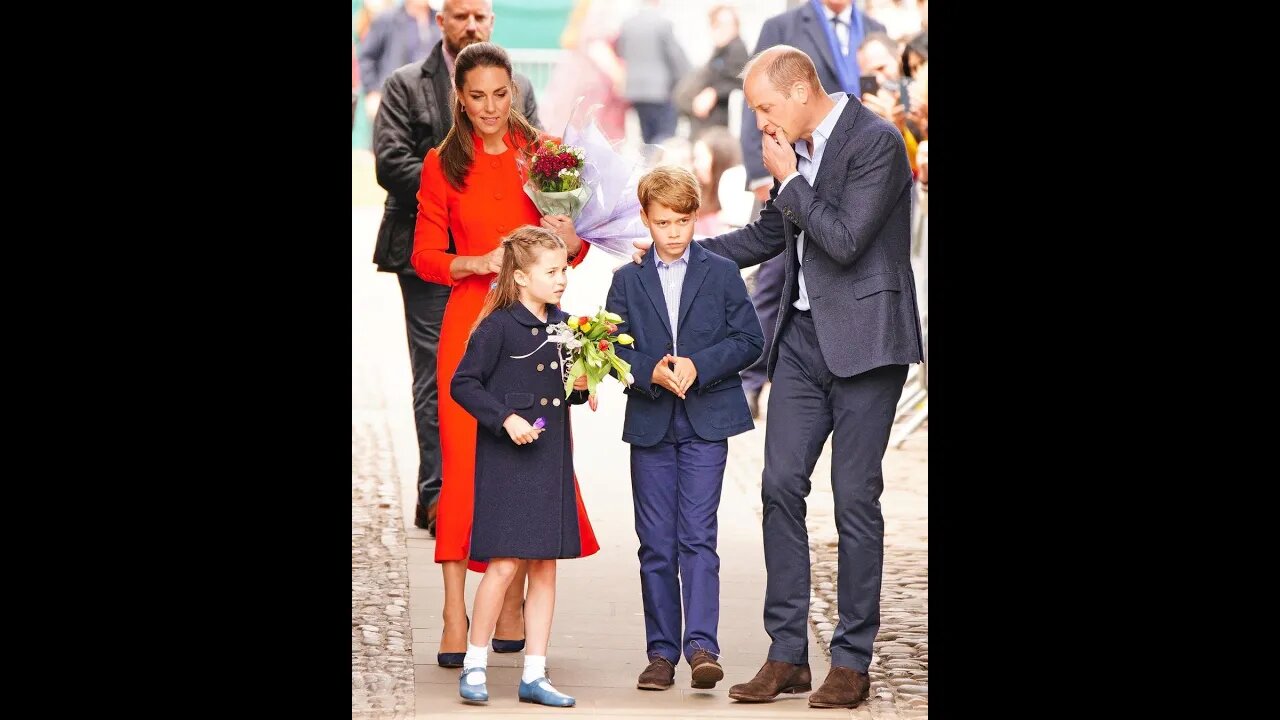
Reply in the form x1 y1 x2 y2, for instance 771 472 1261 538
523 139 592 219
518 98 662 259
514 308 635 398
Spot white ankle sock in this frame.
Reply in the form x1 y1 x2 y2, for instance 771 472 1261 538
463 642 488 683
522 655 547 684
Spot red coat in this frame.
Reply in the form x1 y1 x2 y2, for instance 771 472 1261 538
413 130 598 569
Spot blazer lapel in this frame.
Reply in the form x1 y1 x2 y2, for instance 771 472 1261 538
676 245 711 338
639 247 674 340
813 100 861 190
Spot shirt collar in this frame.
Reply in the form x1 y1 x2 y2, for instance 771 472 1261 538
830 5 853 26
795 92 849 161
655 244 691 268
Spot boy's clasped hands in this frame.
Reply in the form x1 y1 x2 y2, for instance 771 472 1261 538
652 355 698 399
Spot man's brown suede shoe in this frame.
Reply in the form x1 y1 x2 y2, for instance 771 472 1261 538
807 666 870 709
689 649 724 689
727 659 812 702
637 657 675 690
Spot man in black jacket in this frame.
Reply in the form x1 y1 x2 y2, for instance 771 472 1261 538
370 0 541 535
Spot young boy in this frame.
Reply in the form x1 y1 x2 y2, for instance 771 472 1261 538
606 165 764 691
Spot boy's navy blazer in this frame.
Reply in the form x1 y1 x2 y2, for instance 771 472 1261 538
606 241 764 448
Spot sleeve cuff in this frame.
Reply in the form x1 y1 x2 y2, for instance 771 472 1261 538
748 176 774 191
778 171 802 193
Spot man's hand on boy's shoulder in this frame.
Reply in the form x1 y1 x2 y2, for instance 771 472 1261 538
632 239 652 265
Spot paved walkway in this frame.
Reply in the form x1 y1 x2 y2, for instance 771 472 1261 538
352 150 928 719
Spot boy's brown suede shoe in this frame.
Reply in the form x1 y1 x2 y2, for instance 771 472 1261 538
637 657 675 690
689 649 724 689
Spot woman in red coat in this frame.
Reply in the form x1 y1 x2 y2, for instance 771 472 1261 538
412 42 600 668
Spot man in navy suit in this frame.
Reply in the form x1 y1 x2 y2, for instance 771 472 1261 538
737 0 886 418
633 44 924 709
607 166 763 693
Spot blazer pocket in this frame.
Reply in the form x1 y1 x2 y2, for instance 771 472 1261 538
504 392 535 409
853 272 902 300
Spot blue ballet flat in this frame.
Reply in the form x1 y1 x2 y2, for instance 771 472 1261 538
458 667 489 703
518 677 575 707
492 638 526 653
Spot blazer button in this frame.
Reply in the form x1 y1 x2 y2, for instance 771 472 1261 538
553 398 562 406
531 327 539 335
540 398 549 406
550 361 558 369
537 363 545 371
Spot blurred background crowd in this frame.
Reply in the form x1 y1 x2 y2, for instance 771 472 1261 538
353 0 928 423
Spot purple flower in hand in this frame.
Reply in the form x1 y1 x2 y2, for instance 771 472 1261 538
532 417 546 430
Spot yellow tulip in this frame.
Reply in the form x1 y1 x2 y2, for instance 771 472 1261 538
617 334 634 345
603 311 623 322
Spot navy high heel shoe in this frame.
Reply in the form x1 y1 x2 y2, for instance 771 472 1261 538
492 600 525 653
491 638 525 653
437 615 469 668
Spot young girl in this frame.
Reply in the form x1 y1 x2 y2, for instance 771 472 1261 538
448 225 594 708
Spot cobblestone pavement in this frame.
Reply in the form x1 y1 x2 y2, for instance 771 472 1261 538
352 416 416 718
353 215 416 718
724 391 929 720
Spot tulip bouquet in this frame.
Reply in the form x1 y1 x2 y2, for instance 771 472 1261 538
546 308 635 398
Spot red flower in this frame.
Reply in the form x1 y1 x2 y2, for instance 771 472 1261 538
598 340 610 351
579 316 591 326
607 323 618 334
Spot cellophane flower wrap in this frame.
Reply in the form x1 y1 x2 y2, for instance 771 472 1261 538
520 98 662 258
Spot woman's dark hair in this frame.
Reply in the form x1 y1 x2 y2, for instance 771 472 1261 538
436 42 539 191
901 31 928 78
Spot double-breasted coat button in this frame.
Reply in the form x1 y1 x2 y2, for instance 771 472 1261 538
531 328 539 335
553 398 561 407
537 363 545 371
540 398 549 406
550 361 558 369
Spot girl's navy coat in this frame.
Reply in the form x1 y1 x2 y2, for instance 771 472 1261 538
450 303 591 561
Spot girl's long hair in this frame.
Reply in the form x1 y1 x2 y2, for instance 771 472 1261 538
436 42 540 191
469 225 567 340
